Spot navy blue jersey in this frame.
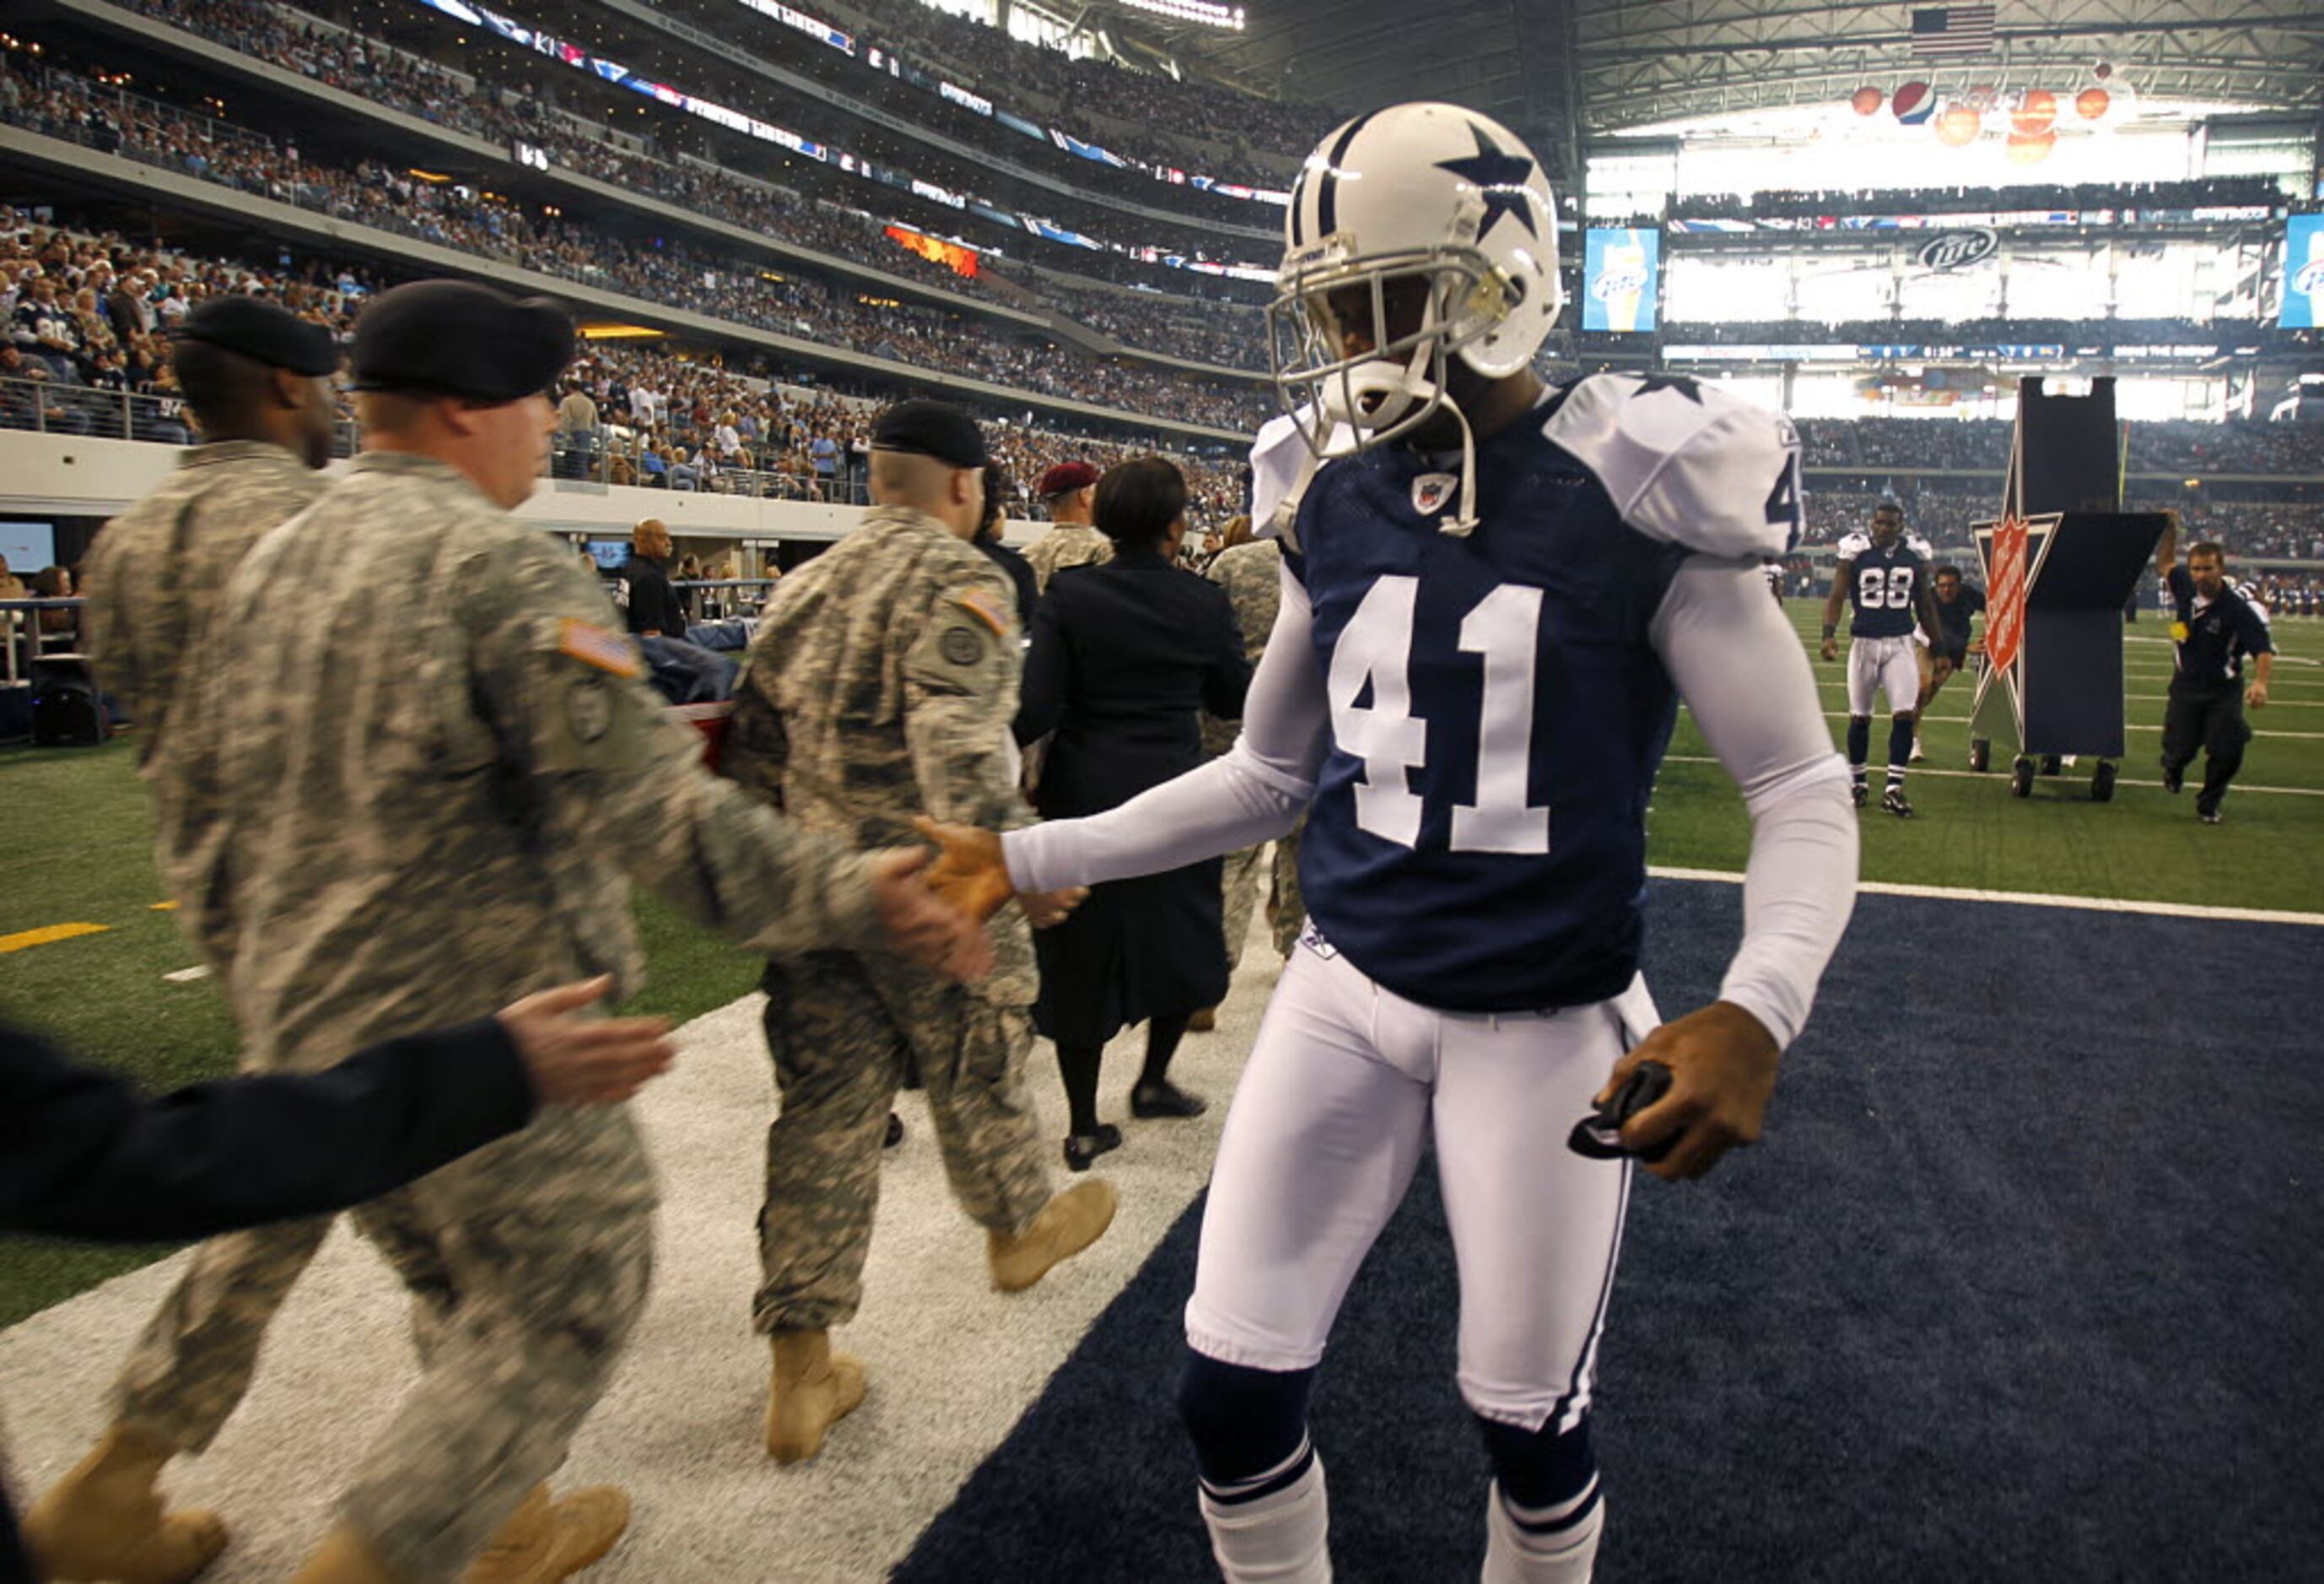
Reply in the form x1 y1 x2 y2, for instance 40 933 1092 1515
1275 373 1802 1014
1933 582 1985 652
1837 531 1933 640
2166 564 2273 683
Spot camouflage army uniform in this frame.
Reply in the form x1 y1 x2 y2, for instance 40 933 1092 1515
1203 539 1305 968
725 504 1052 1333
1022 520 1111 593
110 450 888 1580
80 440 326 946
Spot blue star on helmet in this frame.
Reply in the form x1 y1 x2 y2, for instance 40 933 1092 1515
1434 123 1539 241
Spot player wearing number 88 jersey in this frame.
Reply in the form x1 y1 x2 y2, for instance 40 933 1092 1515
1820 503 1947 816
944 102 1859 1584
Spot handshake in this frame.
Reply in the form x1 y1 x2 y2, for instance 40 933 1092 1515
864 821 1088 983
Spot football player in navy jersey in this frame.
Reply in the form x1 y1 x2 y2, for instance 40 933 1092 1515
1819 502 1949 816
919 103 1858 1584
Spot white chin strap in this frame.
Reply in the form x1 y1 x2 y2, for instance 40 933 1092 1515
1318 344 1437 439
1314 346 1480 539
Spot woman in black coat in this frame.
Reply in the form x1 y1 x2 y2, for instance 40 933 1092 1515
1014 458 1252 1170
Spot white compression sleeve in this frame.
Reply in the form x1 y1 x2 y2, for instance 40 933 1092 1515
1005 563 1331 895
1650 558 1859 1049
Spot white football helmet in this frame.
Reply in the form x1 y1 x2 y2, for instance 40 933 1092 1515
1269 103 1562 458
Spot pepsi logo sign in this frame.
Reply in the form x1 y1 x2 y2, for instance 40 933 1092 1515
1591 269 1648 299
2294 259 2324 296
1917 229 1998 272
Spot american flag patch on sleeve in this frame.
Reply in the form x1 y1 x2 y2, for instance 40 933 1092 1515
558 617 643 678
956 588 1010 637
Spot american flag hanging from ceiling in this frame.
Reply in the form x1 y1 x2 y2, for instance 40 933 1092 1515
1910 4 1998 57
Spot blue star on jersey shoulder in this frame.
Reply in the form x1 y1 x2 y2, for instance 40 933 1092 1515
1433 123 1538 240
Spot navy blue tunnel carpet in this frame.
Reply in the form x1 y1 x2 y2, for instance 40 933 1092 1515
898 881 2322 1582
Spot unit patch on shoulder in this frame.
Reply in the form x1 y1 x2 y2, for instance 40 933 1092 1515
956 587 1009 638
558 617 642 678
567 675 616 742
939 625 986 665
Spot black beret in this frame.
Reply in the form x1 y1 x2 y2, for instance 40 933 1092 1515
349 280 574 401
169 295 339 377
871 398 986 470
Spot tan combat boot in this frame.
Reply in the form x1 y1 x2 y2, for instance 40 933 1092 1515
462 1483 632 1583
988 1179 1117 1294
20 1423 227 1584
289 1523 402 1582
763 1329 867 1464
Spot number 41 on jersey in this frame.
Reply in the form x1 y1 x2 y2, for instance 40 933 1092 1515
1327 574 1549 856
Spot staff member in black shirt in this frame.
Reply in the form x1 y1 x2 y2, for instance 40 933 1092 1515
623 517 683 638
975 466 1039 633
2156 516 2273 823
3 979 674 1584
1012 458 1250 1169
1914 563 1986 761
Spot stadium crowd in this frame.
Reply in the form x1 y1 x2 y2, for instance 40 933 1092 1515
91 0 1282 303
1661 316 2284 343
1649 175 2290 223
0 211 1249 522
1794 415 2323 477
0 57 1272 429
816 0 1340 167
1800 488 2324 563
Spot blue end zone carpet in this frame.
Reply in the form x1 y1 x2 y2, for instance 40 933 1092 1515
899 881 2322 1581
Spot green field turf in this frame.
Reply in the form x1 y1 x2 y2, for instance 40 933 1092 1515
3 605 2318 1323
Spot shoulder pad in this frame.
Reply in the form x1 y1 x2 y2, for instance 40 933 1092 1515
1251 406 1356 550
1541 374 1803 558
1907 533 1935 559
1249 412 1310 545
1836 531 1873 561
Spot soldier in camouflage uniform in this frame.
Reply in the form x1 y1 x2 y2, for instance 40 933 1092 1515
1022 459 1110 592
30 283 987 1584
1200 519 1305 1009
725 401 1116 1466
25 297 343 1584
78 296 337 948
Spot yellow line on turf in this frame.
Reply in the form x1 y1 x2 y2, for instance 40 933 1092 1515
1660 752 2324 797
150 901 178 912
1649 866 2324 926
0 922 111 954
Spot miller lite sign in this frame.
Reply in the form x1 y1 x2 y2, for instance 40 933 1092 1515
1917 228 1998 272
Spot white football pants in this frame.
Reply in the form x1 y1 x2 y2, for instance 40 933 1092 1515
1185 934 1653 1430
1846 634 1921 718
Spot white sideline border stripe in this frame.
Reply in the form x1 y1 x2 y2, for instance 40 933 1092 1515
1650 865 2324 926
1812 709 2324 741
1658 752 2324 798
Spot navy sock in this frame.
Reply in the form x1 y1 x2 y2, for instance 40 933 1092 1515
1887 716 1914 784
1846 718 1870 775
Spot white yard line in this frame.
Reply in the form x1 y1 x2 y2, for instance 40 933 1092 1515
1658 752 2324 797
1650 865 2324 926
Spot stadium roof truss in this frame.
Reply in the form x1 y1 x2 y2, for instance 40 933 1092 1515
1572 0 2324 132
1149 1 2320 163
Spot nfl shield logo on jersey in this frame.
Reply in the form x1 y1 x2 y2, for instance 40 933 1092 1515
1412 473 1459 516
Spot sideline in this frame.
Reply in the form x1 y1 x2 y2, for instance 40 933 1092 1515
1658 752 2324 797
1651 865 2324 927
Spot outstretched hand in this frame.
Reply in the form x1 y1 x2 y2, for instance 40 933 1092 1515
867 848 994 981
914 816 1017 922
1596 1000 1782 1182
497 976 677 1106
